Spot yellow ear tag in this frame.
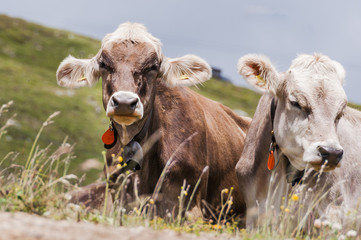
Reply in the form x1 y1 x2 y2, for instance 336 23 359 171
180 75 189 80
77 76 87 82
256 74 264 81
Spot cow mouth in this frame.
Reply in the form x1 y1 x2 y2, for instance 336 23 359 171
309 160 341 172
107 112 142 126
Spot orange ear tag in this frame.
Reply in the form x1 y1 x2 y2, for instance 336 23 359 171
267 150 275 170
102 128 115 145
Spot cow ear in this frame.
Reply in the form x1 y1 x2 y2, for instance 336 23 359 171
237 54 280 95
332 60 346 85
56 55 100 88
160 54 212 87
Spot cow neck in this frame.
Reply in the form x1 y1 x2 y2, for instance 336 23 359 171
107 109 153 175
132 108 153 144
269 98 304 185
268 98 280 169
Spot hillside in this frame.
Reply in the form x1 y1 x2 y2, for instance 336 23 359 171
0 15 260 183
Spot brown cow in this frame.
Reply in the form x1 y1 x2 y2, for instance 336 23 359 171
56 23 251 220
236 53 361 231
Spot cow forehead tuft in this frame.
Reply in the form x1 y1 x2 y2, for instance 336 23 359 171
101 22 163 57
289 54 339 78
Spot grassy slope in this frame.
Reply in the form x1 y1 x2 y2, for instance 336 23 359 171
0 15 260 183
2 15 359 183
0 15 106 181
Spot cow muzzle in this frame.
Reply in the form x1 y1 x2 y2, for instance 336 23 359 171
312 146 343 171
106 91 144 126
304 141 343 171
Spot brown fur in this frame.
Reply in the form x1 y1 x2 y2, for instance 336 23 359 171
62 30 251 223
108 84 251 220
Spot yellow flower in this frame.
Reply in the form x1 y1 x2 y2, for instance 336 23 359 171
116 164 122 169
280 205 285 211
285 208 290 213
228 200 233 205
118 156 123 163
111 154 115 158
222 188 229 194
149 199 155 205
291 194 299 201
183 190 188 196
212 224 222 230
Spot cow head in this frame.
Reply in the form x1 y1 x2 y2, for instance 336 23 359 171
56 23 211 142
238 54 347 171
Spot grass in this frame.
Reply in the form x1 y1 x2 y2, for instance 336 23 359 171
1 102 360 240
1 14 361 239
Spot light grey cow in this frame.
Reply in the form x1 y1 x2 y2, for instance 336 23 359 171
236 53 361 231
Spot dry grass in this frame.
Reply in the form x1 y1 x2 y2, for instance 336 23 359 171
0 103 360 239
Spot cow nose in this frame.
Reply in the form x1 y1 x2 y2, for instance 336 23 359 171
111 95 139 115
318 146 343 166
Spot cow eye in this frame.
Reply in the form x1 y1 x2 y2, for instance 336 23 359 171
144 65 158 73
99 61 113 72
335 112 343 123
290 100 301 110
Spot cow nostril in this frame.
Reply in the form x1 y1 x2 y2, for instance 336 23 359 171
317 146 343 165
112 97 119 108
129 98 138 110
336 149 343 162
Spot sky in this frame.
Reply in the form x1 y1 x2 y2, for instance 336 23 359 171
2 0 361 103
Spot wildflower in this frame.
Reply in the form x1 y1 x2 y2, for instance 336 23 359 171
149 199 155 205
133 207 140 214
212 224 222 230
314 219 322 229
118 156 123 163
222 188 229 194
116 164 122 169
183 190 188 196
346 230 357 237
280 205 285 211
284 208 290 213
64 193 72 201
291 194 299 201
322 220 331 227
339 234 346 240
228 200 233 205
111 154 115 158
332 223 342 231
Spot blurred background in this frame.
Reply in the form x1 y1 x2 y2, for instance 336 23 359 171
1 0 360 183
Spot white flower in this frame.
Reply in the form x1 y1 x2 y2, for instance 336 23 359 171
64 193 72 201
331 223 342 231
346 230 357 237
322 220 331 227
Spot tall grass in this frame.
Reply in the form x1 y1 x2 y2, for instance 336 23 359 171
0 101 359 239
255 165 361 239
